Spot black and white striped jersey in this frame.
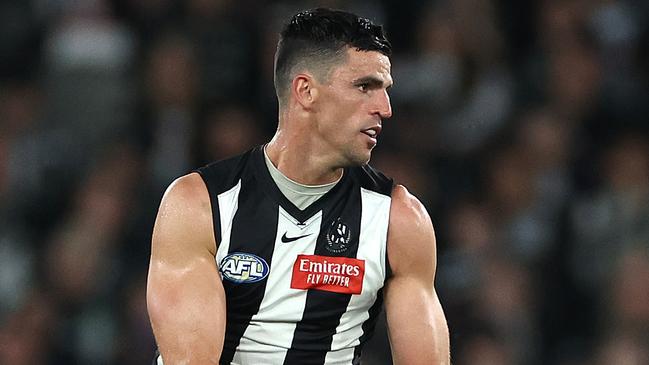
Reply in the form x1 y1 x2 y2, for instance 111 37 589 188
159 146 394 365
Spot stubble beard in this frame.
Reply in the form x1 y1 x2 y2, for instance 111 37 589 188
342 143 373 167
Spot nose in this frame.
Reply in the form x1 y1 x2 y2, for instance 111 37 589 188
374 89 392 119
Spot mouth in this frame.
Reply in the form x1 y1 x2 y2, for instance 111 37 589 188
361 125 382 141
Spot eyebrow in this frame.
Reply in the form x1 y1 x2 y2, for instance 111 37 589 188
352 76 393 89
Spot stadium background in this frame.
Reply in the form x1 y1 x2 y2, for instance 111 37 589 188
1 0 648 364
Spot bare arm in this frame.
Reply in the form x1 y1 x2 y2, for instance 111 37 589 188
147 173 226 364
384 185 450 365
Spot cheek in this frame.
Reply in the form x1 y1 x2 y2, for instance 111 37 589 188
332 97 365 123
317 90 365 138
327 109 361 139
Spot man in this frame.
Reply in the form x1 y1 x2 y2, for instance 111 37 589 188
147 8 450 365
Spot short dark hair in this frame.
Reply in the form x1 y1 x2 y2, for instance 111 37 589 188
274 8 392 103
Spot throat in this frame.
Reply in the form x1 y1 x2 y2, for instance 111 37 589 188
263 146 340 210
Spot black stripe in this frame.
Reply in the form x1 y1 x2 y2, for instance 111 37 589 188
219 172 279 364
283 183 363 365
353 165 393 196
151 348 160 365
352 287 385 361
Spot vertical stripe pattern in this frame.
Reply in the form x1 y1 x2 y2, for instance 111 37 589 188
282 184 363 365
219 176 279 364
326 188 391 364
233 207 323 364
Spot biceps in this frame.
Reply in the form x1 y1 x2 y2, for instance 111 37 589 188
385 277 449 365
147 257 226 364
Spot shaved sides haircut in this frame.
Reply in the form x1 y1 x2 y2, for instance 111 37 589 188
273 8 392 105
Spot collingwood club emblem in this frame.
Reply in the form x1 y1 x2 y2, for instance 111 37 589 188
325 219 351 253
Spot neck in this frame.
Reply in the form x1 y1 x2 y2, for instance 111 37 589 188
265 123 343 186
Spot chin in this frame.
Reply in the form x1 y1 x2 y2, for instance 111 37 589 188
337 142 374 167
346 151 372 167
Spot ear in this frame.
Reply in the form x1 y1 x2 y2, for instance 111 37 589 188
291 73 319 109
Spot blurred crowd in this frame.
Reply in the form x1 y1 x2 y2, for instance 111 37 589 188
1 0 648 364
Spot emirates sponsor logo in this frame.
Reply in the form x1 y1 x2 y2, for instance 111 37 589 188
291 254 364 294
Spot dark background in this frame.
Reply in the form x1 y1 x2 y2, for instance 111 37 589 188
1 0 648 364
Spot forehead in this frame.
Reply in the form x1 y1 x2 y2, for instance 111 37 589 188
330 48 392 84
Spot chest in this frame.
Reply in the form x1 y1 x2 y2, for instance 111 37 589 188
214 187 391 321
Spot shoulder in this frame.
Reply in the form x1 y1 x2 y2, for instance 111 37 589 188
159 173 211 215
387 184 437 278
153 172 215 256
390 184 432 226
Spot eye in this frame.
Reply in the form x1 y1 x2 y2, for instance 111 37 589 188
357 83 369 92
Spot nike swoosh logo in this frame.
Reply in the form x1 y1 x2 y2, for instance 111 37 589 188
281 232 312 243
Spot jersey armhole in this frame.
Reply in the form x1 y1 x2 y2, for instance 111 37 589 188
194 168 221 248
385 225 393 280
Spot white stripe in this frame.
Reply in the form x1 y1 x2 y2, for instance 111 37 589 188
233 206 323 364
324 188 391 364
215 180 242 268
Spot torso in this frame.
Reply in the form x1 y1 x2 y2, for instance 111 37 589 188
196 146 393 365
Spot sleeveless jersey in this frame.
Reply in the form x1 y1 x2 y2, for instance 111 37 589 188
157 146 394 365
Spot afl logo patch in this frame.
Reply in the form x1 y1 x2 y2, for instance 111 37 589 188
326 219 352 253
220 252 269 283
